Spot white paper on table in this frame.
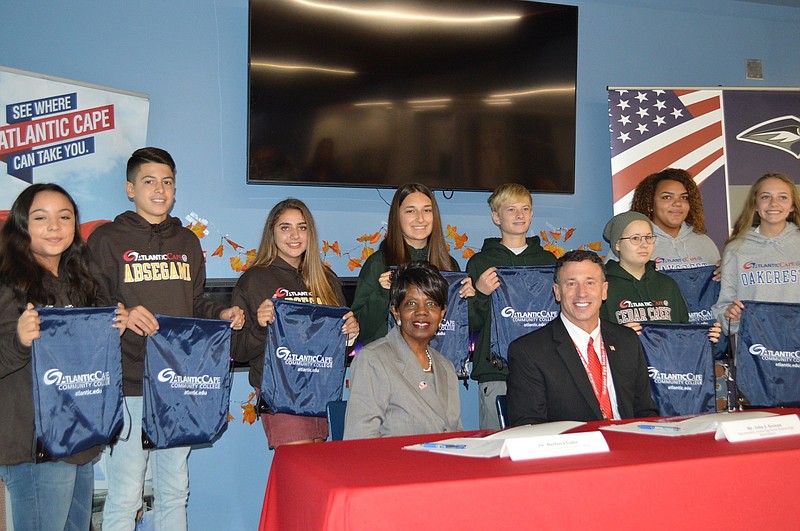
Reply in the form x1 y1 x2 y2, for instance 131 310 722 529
403 421 584 458
714 414 800 442
599 411 779 437
505 431 610 461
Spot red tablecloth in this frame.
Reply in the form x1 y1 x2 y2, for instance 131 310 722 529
260 411 800 530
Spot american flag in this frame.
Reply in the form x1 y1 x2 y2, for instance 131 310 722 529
608 89 725 213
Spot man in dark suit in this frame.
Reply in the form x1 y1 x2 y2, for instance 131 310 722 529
506 249 658 425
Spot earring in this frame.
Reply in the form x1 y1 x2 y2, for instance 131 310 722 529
396 321 401 326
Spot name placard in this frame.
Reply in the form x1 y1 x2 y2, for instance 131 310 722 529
715 414 800 442
505 431 609 461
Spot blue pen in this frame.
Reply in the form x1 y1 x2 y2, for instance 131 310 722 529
638 424 681 432
422 443 467 449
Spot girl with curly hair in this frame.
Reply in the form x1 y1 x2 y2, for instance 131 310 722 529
630 168 720 273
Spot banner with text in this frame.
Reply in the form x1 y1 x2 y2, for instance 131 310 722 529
1 66 149 223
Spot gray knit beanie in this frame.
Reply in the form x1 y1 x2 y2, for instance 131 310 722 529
603 211 654 258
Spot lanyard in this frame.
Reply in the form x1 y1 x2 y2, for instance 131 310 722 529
574 335 609 403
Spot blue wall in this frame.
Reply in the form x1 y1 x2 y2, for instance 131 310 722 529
2 1 799 529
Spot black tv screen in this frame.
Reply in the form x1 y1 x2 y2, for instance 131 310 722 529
248 0 578 193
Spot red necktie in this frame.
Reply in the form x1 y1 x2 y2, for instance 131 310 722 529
587 337 613 420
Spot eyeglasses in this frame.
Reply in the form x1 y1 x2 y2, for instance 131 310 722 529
618 235 656 245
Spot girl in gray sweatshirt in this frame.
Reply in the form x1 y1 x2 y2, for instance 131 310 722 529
630 168 720 271
713 172 800 334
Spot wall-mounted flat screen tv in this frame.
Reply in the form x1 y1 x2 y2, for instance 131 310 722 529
248 0 578 193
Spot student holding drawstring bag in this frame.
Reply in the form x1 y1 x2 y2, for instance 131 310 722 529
0 183 128 531
713 172 800 335
231 198 359 448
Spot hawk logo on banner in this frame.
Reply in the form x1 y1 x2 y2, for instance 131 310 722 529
736 115 800 159
608 89 724 214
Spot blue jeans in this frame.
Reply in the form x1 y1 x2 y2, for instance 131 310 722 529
102 396 190 531
0 459 93 531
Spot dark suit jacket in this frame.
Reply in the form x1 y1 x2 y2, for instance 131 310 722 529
506 316 658 425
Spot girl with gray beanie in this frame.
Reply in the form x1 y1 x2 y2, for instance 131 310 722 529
600 212 720 343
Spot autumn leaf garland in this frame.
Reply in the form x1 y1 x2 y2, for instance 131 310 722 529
186 210 602 272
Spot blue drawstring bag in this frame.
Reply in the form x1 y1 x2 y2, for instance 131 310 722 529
490 266 559 364
261 299 348 416
737 300 800 407
31 306 123 459
662 265 728 358
143 315 232 448
640 323 716 416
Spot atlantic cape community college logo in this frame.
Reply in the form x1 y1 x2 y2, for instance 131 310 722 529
499 306 557 328
653 256 708 269
688 309 714 324
272 287 318 303
43 368 111 396
157 368 222 396
748 344 800 368
647 366 703 391
437 318 456 336
275 346 333 373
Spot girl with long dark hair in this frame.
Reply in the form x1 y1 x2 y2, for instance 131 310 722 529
352 183 474 346
0 183 127 530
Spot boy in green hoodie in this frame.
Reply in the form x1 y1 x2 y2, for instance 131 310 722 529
467 183 555 429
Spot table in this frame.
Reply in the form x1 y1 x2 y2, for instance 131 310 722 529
260 410 800 530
